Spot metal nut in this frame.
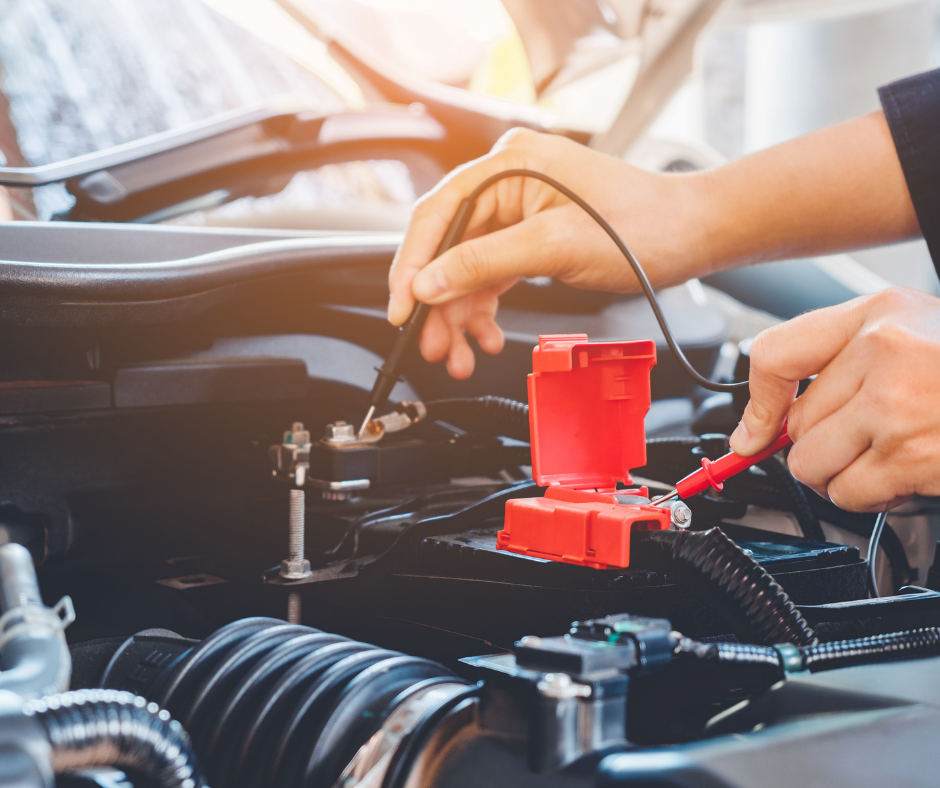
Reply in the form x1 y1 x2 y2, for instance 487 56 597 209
324 421 356 441
279 558 311 580
670 501 692 529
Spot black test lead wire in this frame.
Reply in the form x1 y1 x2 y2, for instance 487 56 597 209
359 168 750 436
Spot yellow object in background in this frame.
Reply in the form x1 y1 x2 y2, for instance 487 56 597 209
467 10 536 104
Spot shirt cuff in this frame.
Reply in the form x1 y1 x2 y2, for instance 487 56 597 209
879 68 940 270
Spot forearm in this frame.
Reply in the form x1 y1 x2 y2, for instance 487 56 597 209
693 111 920 274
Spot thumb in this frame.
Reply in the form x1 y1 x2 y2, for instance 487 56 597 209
730 334 799 456
729 297 873 456
411 210 561 304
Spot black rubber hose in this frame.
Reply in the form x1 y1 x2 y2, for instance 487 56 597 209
632 527 817 646
800 627 940 672
756 455 826 542
383 683 482 788
674 637 784 684
105 618 463 788
24 689 206 788
679 628 940 677
425 396 530 441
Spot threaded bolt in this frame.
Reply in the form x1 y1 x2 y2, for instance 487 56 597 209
287 591 302 625
280 488 311 580
289 489 304 561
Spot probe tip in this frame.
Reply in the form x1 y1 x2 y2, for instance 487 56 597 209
650 490 680 506
358 406 376 439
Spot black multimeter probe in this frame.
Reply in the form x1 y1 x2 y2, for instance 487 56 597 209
358 168 748 437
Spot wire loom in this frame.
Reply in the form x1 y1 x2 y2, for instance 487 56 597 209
633 527 818 646
678 627 940 675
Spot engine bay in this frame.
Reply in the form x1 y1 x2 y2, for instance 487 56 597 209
0 221 938 788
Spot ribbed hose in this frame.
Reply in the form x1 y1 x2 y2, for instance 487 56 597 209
674 637 786 685
104 618 464 788
24 689 205 788
425 397 530 441
679 627 940 677
756 455 826 542
801 628 940 672
633 527 817 646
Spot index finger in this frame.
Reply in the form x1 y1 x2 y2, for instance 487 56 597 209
730 294 873 455
388 140 541 325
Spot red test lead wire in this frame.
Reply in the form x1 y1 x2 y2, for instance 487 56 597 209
651 425 793 505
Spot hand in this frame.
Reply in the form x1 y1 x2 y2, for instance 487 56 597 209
729 287 940 512
388 128 711 379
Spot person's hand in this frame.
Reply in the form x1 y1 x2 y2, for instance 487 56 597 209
388 128 711 379
729 287 940 512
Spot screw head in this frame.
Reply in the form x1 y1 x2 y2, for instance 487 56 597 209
324 421 356 441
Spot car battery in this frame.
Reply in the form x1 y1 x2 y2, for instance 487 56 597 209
497 334 671 569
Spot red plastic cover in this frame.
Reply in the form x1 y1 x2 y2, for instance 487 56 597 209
528 334 656 490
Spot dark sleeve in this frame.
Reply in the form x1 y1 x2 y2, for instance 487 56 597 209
879 69 940 271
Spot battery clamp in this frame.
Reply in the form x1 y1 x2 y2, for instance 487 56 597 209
497 334 671 569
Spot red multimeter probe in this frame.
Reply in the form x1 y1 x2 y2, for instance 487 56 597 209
650 424 793 506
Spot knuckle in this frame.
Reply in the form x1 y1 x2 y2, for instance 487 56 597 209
747 331 778 375
869 378 906 412
861 318 910 354
497 126 538 149
453 243 491 285
871 285 916 312
743 397 775 430
787 399 806 439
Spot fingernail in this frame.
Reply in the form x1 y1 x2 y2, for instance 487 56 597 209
413 268 449 301
729 420 752 454
387 293 403 324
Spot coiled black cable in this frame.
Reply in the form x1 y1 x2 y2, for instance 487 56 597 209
679 627 940 676
425 396 530 441
23 689 206 788
632 527 817 646
800 627 940 672
676 638 783 670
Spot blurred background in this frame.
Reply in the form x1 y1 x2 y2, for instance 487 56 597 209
1 0 937 293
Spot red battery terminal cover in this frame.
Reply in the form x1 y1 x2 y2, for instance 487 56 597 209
496 334 671 570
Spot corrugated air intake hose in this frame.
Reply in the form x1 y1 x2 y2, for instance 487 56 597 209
101 617 469 788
